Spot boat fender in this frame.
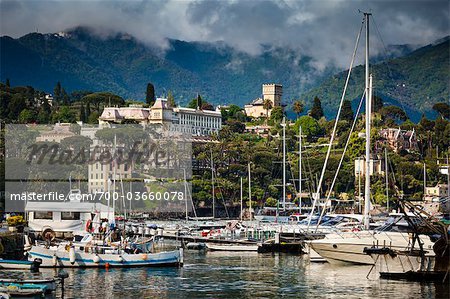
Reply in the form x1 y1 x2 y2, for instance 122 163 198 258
52 254 58 266
86 220 93 233
179 248 184 265
93 254 100 263
24 235 32 251
142 254 147 260
118 255 124 263
69 247 76 264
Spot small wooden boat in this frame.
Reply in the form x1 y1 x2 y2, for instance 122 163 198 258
205 243 258 251
28 243 183 268
0 278 57 294
0 259 35 270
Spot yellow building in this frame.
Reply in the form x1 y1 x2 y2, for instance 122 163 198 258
244 84 282 118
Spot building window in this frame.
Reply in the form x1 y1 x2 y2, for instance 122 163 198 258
34 211 53 220
61 212 81 220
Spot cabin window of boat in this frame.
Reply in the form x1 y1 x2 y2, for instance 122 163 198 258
61 212 81 220
34 211 53 219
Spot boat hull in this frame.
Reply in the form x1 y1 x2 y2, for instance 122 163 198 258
205 243 258 251
0 260 34 270
309 232 435 265
28 245 183 268
0 278 56 294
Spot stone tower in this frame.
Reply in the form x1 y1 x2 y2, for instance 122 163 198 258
262 84 282 107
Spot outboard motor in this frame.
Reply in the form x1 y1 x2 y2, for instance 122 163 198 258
30 258 42 273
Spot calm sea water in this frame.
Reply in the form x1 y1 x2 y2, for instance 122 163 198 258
3 247 449 298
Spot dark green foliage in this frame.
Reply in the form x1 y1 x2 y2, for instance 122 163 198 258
373 95 383 113
81 92 124 112
51 106 77 123
341 100 354 122
432 102 450 119
269 106 284 123
145 83 155 106
54 82 61 103
310 96 324 120
167 90 176 107
380 105 408 123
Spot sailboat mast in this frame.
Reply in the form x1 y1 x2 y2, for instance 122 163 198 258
299 126 302 210
211 150 215 219
184 168 188 222
282 117 286 210
240 177 243 221
364 12 372 230
248 162 252 221
385 148 389 212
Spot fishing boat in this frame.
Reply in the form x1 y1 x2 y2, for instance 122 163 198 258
0 258 41 270
0 278 57 294
27 234 183 268
364 200 449 282
205 243 258 252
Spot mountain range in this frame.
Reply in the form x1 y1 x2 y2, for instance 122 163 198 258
1 27 448 120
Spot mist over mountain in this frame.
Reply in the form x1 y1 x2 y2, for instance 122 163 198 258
1 27 447 120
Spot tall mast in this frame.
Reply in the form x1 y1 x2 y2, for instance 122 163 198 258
385 148 389 212
299 126 302 210
364 13 372 229
211 150 215 219
184 168 188 222
248 162 252 221
240 177 243 221
282 117 286 210
423 162 426 199
364 12 372 230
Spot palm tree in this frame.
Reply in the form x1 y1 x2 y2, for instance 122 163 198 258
292 100 304 117
263 99 273 123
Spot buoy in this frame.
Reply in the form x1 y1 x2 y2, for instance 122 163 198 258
118 255 124 263
142 254 147 260
93 254 100 263
24 235 31 251
69 247 76 265
52 254 58 266
105 262 110 269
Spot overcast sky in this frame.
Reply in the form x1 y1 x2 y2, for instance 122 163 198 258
1 0 448 69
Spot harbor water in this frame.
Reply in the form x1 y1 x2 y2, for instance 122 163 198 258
4 246 449 298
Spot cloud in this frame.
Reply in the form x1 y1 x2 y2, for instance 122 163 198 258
1 0 448 69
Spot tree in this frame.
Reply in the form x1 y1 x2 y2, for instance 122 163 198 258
294 115 322 141
263 99 273 121
167 90 176 107
432 102 450 119
341 100 354 122
227 120 245 133
81 92 124 112
292 100 304 117
269 106 284 123
373 95 383 113
79 104 87 123
5 78 10 87
18 109 36 123
37 109 50 124
51 106 77 123
188 94 214 110
61 88 70 105
85 101 91 120
54 82 62 103
380 105 407 123
145 83 155 106
310 96 324 120
8 94 27 120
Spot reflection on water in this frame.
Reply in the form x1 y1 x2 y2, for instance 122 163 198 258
1 250 449 298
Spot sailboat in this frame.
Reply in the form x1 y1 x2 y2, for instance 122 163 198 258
309 12 435 265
